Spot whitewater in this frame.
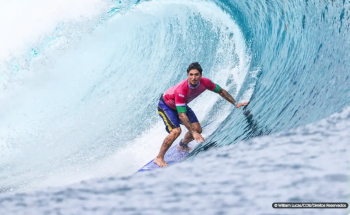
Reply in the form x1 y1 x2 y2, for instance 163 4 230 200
0 0 349 214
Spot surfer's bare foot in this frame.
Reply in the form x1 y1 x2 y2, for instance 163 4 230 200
154 157 168 167
177 144 191 152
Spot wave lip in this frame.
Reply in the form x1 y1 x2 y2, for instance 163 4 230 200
0 0 111 60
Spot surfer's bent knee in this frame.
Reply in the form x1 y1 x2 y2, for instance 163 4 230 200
193 125 202 134
170 127 181 139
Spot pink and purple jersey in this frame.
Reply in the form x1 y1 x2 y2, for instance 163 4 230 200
163 77 221 113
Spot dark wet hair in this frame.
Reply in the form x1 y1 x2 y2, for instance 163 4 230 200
187 62 202 74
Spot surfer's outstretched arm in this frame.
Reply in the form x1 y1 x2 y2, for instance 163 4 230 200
218 88 249 108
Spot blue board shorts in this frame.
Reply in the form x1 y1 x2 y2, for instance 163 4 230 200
158 96 198 133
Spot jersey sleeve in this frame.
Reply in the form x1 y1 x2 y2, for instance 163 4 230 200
174 89 187 113
201 77 221 93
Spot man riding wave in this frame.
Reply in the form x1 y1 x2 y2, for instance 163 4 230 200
154 62 249 167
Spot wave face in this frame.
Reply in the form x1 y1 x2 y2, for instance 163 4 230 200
0 0 349 214
205 0 350 146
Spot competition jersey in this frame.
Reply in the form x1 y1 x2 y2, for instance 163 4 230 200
163 77 221 113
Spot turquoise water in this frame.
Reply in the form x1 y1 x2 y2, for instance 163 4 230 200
0 0 349 214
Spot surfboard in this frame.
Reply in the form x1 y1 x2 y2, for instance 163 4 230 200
137 142 194 172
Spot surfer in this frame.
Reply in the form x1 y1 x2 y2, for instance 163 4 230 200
154 62 249 167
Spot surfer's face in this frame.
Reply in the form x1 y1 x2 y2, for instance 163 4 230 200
188 69 201 86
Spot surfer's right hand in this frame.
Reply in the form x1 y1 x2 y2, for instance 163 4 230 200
236 101 249 109
192 131 205 143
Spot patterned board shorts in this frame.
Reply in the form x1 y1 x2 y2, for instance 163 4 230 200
158 96 198 133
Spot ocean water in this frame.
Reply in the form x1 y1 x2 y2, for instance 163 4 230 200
0 0 349 214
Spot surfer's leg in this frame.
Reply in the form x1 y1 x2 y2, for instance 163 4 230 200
180 106 201 145
176 122 201 152
154 127 181 167
156 100 182 167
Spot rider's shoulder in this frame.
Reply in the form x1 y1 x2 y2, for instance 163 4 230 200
200 77 213 84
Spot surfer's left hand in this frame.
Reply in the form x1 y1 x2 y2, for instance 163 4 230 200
193 131 205 143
